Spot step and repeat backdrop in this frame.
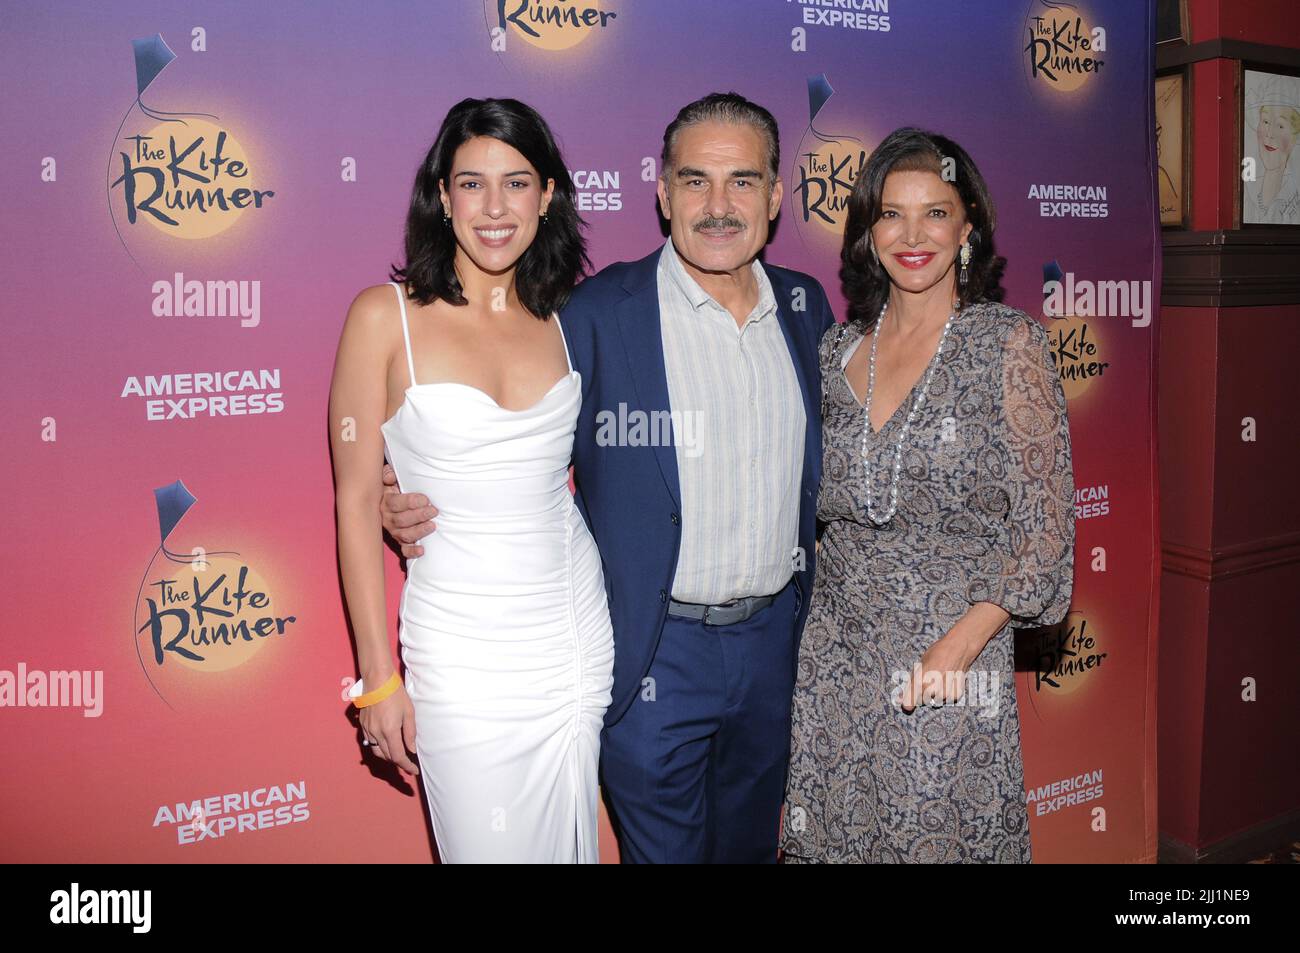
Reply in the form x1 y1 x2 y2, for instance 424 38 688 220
2 0 1159 862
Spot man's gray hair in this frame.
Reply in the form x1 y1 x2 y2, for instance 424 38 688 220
661 91 781 184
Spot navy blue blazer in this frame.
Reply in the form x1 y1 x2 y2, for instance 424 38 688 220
560 244 837 727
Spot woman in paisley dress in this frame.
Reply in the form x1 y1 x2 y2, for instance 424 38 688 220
782 128 1075 863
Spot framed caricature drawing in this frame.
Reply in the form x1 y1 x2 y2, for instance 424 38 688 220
1242 67 1300 226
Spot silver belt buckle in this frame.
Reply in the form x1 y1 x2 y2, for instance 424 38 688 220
702 598 744 626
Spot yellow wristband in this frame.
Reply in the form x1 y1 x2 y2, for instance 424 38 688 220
350 671 401 709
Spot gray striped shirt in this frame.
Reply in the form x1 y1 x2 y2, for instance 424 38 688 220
657 238 806 604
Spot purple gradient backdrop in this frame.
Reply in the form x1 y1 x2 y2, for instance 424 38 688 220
0 0 1159 862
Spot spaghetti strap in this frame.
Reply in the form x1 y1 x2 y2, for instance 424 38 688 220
552 312 574 374
390 281 418 388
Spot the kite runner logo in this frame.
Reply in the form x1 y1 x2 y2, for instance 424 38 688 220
1022 0 1107 94
485 0 618 51
108 34 275 259
1018 610 1108 699
134 481 297 710
789 74 872 247
1041 260 1113 401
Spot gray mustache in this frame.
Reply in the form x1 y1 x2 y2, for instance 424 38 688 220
694 217 745 231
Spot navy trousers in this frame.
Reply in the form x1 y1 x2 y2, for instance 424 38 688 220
599 578 801 863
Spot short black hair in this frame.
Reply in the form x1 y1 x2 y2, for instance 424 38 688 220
841 127 1004 332
661 91 781 184
390 97 589 319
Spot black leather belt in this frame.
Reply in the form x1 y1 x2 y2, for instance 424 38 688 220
666 592 776 626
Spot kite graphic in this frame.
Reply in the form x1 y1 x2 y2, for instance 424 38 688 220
790 74 867 249
1043 259 1065 289
132 480 240 709
107 34 221 268
805 73 859 146
129 33 219 126
150 478 240 566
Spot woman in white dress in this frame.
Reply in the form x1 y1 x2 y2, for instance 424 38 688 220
329 98 614 863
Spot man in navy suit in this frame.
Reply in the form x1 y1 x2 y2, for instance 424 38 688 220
382 92 835 862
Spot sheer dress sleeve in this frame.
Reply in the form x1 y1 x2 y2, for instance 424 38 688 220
966 313 1075 627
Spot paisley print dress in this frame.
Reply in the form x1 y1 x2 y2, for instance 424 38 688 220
781 302 1075 863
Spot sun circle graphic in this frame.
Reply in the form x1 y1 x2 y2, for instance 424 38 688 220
1024 9 1098 94
119 118 256 240
790 130 870 238
1025 610 1102 698
1046 315 1105 401
135 554 278 675
492 0 607 51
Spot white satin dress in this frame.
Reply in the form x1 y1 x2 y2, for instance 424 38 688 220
380 281 615 863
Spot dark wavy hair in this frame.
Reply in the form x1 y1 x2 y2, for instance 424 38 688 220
389 98 589 319
841 127 1004 333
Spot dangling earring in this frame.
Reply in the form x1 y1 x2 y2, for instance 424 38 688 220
443 210 451 225
541 209 549 225
958 242 971 286
869 236 880 265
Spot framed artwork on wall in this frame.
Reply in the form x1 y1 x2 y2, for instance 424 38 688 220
1156 67 1189 227
1240 65 1300 226
1156 0 1189 47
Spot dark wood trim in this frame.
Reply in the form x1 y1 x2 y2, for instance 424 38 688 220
1155 0 1190 48
1161 230 1300 306
1156 39 1300 71
1162 531 1300 581
1159 808 1300 863
1233 60 1244 229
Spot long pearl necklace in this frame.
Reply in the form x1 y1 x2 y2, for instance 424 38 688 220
860 300 959 525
